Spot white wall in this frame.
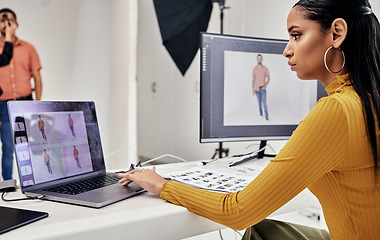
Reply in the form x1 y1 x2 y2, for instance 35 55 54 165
0 0 138 179
1 0 111 150
108 0 139 168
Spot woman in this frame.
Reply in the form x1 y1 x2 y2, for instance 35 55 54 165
118 0 380 239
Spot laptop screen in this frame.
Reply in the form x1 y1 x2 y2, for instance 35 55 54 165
8 101 105 188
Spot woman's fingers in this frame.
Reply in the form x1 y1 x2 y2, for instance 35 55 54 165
117 167 167 196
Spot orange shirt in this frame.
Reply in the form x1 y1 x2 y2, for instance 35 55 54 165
161 74 380 239
68 117 74 127
43 153 50 164
38 119 44 130
0 38 42 100
252 65 269 91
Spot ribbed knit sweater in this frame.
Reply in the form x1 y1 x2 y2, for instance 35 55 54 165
161 74 380 240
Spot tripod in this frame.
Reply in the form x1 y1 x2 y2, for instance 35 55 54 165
211 0 230 34
210 0 230 159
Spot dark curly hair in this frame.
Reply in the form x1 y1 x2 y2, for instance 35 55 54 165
0 8 17 21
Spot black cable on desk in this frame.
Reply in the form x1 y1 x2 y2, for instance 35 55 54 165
1 191 44 202
219 229 224 240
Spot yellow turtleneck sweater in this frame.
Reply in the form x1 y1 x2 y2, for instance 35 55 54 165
160 74 380 240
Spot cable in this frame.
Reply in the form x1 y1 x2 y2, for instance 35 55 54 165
230 144 268 159
234 229 243 237
236 145 266 158
141 154 196 167
203 143 274 166
245 144 266 153
228 146 268 167
218 229 224 240
266 144 276 155
1 191 44 202
104 145 138 160
245 143 259 150
201 157 221 166
299 209 321 221
245 143 276 155
106 146 197 168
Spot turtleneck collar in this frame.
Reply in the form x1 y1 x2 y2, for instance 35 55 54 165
325 73 351 96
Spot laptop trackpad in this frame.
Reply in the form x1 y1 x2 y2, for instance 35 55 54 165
75 182 144 202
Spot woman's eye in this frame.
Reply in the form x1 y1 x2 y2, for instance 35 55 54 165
291 34 301 40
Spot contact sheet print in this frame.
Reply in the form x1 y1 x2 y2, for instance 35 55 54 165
167 162 266 193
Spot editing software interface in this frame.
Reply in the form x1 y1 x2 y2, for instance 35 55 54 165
9 101 105 188
200 33 325 143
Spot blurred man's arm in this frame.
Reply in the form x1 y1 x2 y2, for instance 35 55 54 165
32 69 42 100
252 69 256 95
264 68 270 88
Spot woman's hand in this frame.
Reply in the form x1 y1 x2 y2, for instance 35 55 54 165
118 167 167 196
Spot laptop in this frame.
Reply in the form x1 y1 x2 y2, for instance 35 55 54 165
8 101 145 208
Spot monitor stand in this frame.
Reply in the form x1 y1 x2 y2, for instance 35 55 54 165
256 140 276 159
228 140 276 167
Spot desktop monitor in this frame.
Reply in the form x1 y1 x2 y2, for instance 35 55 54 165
200 32 326 155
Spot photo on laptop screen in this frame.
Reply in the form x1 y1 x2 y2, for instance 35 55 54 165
9 101 105 188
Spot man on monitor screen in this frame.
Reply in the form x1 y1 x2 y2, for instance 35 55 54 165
252 54 270 120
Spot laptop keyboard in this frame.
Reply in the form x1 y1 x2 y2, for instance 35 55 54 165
44 174 122 195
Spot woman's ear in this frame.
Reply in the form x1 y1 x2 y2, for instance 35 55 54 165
330 18 347 48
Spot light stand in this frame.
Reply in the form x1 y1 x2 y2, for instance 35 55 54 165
210 0 230 159
212 0 230 34
211 142 229 159
207 1 277 162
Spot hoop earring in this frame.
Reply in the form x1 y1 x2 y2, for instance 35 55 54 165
324 46 346 74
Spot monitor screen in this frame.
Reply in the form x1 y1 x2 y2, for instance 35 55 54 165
200 32 326 143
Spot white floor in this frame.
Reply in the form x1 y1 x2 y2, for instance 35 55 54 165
184 206 324 240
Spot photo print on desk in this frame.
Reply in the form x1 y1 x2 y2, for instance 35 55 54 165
167 164 264 193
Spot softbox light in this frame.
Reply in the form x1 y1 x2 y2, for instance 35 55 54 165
153 0 213 75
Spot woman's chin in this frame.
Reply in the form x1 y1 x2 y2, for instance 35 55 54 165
296 72 315 80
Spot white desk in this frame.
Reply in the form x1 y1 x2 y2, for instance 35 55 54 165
0 158 319 240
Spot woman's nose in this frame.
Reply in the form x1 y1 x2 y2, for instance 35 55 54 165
283 43 293 58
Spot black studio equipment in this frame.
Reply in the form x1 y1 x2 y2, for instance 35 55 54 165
153 0 229 75
211 0 229 34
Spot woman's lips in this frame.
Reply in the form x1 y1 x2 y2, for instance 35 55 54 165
288 61 296 71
